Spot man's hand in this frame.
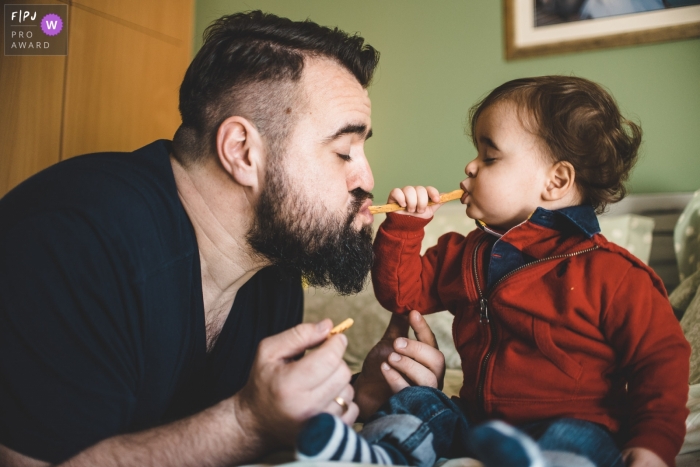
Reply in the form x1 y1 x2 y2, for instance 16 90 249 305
0 321 357 467
234 319 358 451
388 186 442 219
621 447 668 467
353 310 446 420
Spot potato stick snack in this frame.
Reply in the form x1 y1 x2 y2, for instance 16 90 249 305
369 189 464 215
330 318 354 335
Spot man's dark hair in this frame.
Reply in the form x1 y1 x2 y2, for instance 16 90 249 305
469 76 642 214
173 11 380 165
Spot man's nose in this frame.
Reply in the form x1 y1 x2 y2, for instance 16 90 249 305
351 155 374 193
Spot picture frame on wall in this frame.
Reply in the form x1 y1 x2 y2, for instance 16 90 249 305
504 0 700 60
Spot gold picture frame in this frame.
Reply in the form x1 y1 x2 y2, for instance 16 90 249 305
505 0 700 60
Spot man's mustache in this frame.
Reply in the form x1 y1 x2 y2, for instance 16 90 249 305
350 188 373 214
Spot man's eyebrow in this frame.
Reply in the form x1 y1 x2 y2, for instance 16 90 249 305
323 124 373 143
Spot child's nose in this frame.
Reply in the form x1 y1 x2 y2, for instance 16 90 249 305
464 161 477 178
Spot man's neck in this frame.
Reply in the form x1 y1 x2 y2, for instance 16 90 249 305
170 155 268 348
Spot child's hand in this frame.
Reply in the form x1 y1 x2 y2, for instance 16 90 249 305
621 447 667 467
387 186 442 219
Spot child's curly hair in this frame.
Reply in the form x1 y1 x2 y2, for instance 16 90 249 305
469 76 642 214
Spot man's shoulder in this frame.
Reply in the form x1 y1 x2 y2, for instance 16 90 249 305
0 140 197 279
2 138 175 223
2 140 173 213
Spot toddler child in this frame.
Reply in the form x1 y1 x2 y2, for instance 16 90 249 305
295 76 690 467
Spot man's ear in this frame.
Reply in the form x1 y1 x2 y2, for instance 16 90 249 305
216 116 265 190
543 160 577 202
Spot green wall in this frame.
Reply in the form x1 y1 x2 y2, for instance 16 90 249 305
194 1 700 200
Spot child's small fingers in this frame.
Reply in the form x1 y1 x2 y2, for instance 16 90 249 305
388 188 406 207
415 187 429 214
402 186 417 213
426 186 441 203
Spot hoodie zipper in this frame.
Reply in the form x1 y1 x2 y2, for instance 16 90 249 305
472 238 598 416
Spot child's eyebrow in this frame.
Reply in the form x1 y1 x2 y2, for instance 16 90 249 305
479 136 500 151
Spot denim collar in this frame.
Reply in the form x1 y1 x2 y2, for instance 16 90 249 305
476 205 600 239
476 205 600 288
527 205 600 238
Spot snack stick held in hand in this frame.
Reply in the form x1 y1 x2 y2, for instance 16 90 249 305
369 189 464 215
330 318 354 335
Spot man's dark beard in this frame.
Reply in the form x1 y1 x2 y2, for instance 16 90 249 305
247 165 374 296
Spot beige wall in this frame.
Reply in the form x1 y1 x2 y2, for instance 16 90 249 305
0 0 193 197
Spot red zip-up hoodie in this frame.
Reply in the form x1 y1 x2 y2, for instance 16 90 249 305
372 206 690 467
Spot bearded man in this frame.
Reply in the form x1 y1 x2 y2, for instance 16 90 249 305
0 11 445 467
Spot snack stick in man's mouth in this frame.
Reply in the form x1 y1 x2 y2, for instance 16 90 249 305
330 318 354 335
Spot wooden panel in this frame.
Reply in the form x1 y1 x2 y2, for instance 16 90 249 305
72 0 192 44
0 1 66 197
61 5 191 159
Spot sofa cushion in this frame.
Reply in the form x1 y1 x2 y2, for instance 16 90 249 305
675 190 700 282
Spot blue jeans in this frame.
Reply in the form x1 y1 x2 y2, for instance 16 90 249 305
361 386 624 467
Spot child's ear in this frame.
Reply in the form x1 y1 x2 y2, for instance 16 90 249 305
543 161 577 202
215 116 265 191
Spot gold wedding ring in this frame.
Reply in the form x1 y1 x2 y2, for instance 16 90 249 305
334 396 349 414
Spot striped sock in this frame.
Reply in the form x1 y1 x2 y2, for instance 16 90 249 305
467 420 548 467
296 413 402 464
